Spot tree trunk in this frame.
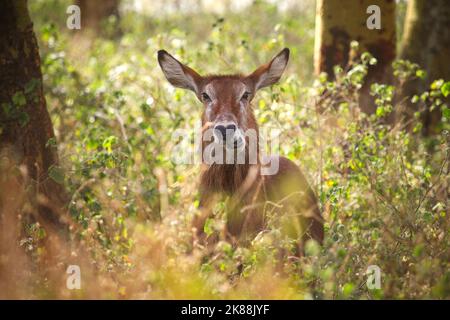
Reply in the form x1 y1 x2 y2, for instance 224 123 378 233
314 0 396 112
398 0 450 135
0 0 68 231
77 0 120 31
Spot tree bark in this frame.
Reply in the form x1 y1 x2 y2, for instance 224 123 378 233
0 0 68 231
77 0 120 31
314 0 396 112
398 0 450 135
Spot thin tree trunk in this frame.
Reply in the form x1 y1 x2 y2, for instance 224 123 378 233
314 0 396 113
77 0 120 31
0 0 69 231
398 0 450 135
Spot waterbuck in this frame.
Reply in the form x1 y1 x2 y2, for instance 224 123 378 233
158 48 324 254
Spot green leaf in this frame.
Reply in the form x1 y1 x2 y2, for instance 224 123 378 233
12 91 26 107
203 218 214 236
2 102 12 115
343 283 355 297
102 135 118 153
18 111 30 127
46 137 57 148
441 81 450 97
431 79 444 90
413 244 424 258
24 78 40 95
415 69 426 79
376 106 385 117
48 165 65 184
442 107 450 119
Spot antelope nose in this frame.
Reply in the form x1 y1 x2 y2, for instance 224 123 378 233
214 123 236 142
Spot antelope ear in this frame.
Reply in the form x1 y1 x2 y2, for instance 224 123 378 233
157 50 202 93
248 48 290 91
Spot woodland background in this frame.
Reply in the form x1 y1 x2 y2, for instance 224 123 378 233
0 0 449 299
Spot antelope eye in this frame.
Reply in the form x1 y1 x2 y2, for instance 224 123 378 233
241 91 251 102
201 92 211 102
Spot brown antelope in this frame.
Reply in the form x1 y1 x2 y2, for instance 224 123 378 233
157 48 324 254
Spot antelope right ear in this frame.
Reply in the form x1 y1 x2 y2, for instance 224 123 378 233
247 48 290 91
157 50 202 93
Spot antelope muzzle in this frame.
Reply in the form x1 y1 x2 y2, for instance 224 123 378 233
213 122 245 150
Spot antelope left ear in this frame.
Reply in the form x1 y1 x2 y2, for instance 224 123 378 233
248 48 290 91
